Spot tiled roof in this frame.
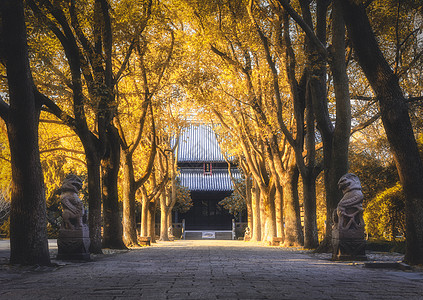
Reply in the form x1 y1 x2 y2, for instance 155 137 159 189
178 168 241 192
176 125 227 163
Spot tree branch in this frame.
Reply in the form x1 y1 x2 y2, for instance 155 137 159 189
35 90 77 131
134 107 157 190
350 112 380 135
276 0 328 58
40 147 85 155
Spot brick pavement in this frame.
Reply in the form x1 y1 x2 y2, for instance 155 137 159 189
0 240 422 299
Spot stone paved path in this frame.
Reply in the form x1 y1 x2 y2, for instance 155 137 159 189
1 240 423 299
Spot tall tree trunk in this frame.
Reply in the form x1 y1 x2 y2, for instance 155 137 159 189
251 180 261 241
86 157 103 254
259 189 269 241
266 184 277 242
122 154 138 246
313 0 352 251
340 0 423 265
302 173 319 248
275 182 284 239
1 0 50 265
259 191 268 241
101 126 126 249
148 200 157 243
282 163 303 246
141 196 148 237
159 191 170 241
267 153 284 240
300 0 343 253
167 210 172 235
245 174 253 235
302 67 320 249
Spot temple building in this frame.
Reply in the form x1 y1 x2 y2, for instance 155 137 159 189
175 125 241 237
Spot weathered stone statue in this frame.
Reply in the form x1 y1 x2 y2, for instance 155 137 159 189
57 175 90 261
59 175 84 230
244 227 251 241
332 173 367 261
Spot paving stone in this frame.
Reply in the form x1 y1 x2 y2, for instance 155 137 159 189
0 240 423 299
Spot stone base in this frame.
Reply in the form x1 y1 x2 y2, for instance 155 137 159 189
57 225 90 261
270 237 283 246
332 232 367 261
138 236 151 246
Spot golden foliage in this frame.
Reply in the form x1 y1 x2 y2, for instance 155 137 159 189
364 182 405 241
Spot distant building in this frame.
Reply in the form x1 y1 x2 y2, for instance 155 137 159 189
176 125 241 230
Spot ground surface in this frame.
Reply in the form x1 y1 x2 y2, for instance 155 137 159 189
0 239 422 299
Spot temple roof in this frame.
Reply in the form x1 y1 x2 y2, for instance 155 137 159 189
177 125 227 163
175 124 241 192
178 168 241 192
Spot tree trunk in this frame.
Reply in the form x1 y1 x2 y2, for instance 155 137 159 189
259 191 268 242
282 165 303 246
259 190 269 241
122 154 138 246
102 126 126 249
275 181 284 239
302 173 319 248
251 181 261 241
245 174 253 234
86 157 103 254
340 0 423 265
266 184 277 242
266 152 284 241
141 196 148 237
159 191 170 241
148 200 157 243
302 56 320 250
1 0 51 265
315 0 351 251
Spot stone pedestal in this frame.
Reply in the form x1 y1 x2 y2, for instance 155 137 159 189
270 237 283 246
138 237 151 246
332 228 367 261
332 207 367 261
57 225 90 261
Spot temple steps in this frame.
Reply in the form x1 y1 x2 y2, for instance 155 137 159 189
184 230 234 240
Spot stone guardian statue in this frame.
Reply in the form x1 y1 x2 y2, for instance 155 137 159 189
57 174 90 261
332 173 367 261
59 174 84 230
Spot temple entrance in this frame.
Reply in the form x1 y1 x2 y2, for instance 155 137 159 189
175 125 241 239
181 191 233 230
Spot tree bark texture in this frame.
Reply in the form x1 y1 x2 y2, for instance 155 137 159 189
251 181 261 241
266 184 277 242
101 126 126 249
282 166 303 246
340 0 423 265
274 182 284 239
148 200 157 243
122 154 138 246
0 0 51 265
159 191 170 241
302 173 319 248
141 196 148 237
86 158 103 253
302 74 319 249
245 174 254 234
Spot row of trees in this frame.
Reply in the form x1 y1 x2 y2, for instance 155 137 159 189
0 0 193 264
171 0 423 264
0 0 422 265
